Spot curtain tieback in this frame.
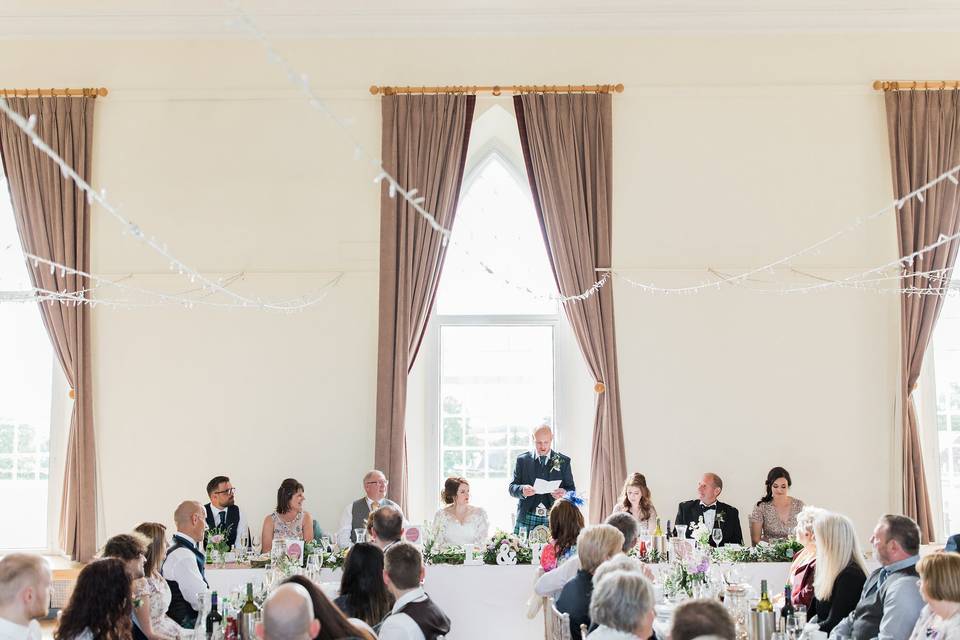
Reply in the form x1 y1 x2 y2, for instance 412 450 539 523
68 388 76 399
594 381 606 393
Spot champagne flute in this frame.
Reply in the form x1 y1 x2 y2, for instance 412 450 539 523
712 527 723 546
518 527 528 544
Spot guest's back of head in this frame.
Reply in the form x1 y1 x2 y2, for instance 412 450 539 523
55 558 132 640
368 505 404 544
550 499 586 559
0 553 51 622
260 583 319 640
813 511 867 600
338 543 393 627
384 542 424 592
283 575 373 640
670 599 735 640
577 525 625 574
592 554 640 585
590 569 655 637
605 512 639 552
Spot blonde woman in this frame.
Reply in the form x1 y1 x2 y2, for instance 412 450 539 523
789 506 824 608
133 522 182 639
556 524 625 640
809 512 868 634
910 553 960 640
610 473 657 530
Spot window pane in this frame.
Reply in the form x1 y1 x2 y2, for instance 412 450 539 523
439 325 554 532
435 157 557 315
0 173 53 549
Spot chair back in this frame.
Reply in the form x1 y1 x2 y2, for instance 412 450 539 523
545 597 572 640
580 623 589 638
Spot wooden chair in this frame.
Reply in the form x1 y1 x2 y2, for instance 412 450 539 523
580 623 589 638
545 597 572 640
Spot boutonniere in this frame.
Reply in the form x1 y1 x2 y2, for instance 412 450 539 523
716 510 726 524
550 453 562 473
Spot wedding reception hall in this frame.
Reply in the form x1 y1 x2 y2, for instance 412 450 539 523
2 2 960 640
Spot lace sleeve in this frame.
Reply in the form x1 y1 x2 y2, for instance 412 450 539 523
472 508 490 546
431 509 450 549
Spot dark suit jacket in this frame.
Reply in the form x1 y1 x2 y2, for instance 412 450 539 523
945 533 960 552
674 500 743 546
508 451 575 519
556 569 592 640
809 561 867 633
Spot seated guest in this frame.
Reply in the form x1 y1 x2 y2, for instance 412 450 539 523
749 466 805 545
101 533 149 640
829 514 924 640
789 506 824 609
262 478 315 554
333 543 394 629
556 524 625 640
283 576 374 640
610 472 658 531
133 523 184 639
508 425 575 534
380 542 451 640
945 533 960 553
541 498 585 572
588 570 655 640
367 505 404 552
430 477 490 549
162 501 209 628
336 470 400 547
257 583 320 640
675 473 742 546
670 599 736 640
909 552 960 640
0 553 52 640
203 476 249 549
55 558 133 640
808 512 868 634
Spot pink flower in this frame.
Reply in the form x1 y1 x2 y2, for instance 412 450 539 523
210 534 224 544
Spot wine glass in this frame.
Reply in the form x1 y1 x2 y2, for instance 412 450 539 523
712 527 723 546
320 535 331 553
675 524 688 540
518 527 528 544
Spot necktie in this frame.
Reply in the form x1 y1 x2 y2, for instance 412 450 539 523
878 569 889 588
371 501 380 510
540 456 546 466
218 511 225 527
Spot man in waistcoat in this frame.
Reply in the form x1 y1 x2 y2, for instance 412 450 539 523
508 425 575 534
379 542 450 640
162 501 209 628
336 470 399 546
829 514 925 640
204 475 249 549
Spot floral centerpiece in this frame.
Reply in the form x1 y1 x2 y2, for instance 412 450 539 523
662 551 711 599
711 538 803 564
483 530 532 565
690 517 712 547
321 547 349 570
205 526 232 562
422 521 467 565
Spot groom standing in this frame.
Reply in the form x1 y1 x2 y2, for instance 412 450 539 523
508 425 575 534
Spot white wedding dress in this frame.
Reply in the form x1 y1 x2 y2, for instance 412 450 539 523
431 506 490 549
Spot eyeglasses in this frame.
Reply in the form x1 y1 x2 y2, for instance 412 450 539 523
365 481 388 486
214 488 236 495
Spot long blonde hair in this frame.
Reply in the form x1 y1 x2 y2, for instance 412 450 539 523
812 512 867 600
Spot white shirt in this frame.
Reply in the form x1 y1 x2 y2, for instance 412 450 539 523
208 504 250 547
0 618 41 640
535 553 581 597
378 587 430 640
700 502 717 531
161 532 208 611
337 497 375 547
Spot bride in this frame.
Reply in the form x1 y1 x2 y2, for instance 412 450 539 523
431 477 490 549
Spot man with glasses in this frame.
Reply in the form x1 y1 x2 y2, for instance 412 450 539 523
204 475 249 549
336 470 400 546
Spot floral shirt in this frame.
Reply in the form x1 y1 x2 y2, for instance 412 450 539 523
541 539 576 572
749 497 804 542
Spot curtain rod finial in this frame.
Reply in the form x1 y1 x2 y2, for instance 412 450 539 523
369 85 381 96
614 83 624 93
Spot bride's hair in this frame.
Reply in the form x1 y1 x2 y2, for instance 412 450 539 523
441 477 468 505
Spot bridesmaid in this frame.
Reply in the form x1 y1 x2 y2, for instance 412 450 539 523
749 466 805 545
610 472 658 530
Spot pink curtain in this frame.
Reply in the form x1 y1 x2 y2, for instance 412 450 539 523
0 96 98 560
885 89 960 543
513 93 626 523
374 94 475 512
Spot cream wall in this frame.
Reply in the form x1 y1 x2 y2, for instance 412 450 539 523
1 31 950 545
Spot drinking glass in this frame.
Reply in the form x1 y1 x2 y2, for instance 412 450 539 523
353 528 366 544
712 528 723 546
518 527 528 544
233 544 246 564
675 524 688 540
785 614 800 640
794 605 807 627
250 533 260 554
320 536 331 553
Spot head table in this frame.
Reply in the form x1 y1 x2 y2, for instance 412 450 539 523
206 561 796 640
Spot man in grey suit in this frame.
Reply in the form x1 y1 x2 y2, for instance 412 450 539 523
336 469 399 546
829 514 925 640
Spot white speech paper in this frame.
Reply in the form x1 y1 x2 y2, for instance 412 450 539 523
533 479 562 495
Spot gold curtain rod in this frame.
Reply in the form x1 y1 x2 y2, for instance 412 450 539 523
873 80 960 91
0 87 108 98
369 83 624 96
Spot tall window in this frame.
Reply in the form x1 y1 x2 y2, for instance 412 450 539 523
933 291 960 537
434 151 559 532
0 174 54 549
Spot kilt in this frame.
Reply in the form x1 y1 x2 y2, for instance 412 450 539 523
515 510 548 534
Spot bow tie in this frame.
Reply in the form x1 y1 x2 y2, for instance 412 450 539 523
700 503 717 511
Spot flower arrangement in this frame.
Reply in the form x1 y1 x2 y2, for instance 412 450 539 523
205 526 232 562
424 544 466 565
690 517 712 547
483 530 533 565
711 538 802 564
321 547 349 570
662 552 711 598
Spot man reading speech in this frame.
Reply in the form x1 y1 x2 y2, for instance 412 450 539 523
508 425 575 534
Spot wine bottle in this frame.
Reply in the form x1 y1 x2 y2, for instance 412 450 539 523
781 583 795 630
757 580 773 613
239 583 259 640
653 518 663 537
206 591 223 640
666 519 673 538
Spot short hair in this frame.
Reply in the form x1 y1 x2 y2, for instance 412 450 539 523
704 473 723 491
174 500 203 526
369 505 404 542
577 525 625 574
918 552 960 602
384 542 422 590
794 506 824 539
880 514 921 555
592 554 641 585
207 476 230 496
605 512 639 552
262 583 315 640
441 477 468 505
101 532 148 561
0 554 49 605
590 570 654 633
276 478 305 515
363 470 386 484
533 425 553 439
671 599 736 640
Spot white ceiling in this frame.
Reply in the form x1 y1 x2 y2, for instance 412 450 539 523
2 0 960 38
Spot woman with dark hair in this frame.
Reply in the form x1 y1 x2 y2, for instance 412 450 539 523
283 575 375 640
429 476 490 548
333 543 394 628
749 466 805 545
56 558 133 640
610 472 658 530
132 522 182 639
261 478 314 553
540 498 585 572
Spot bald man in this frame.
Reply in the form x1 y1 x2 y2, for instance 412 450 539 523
508 425 575 534
162 501 210 627
674 473 742 546
257 583 319 640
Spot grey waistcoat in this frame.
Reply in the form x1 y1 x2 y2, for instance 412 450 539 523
350 497 398 542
